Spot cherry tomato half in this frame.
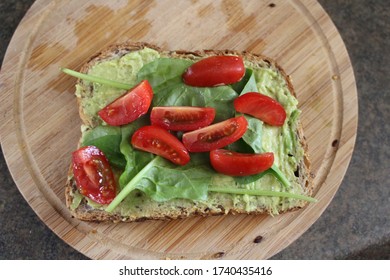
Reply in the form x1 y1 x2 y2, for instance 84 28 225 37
131 125 190 165
72 146 117 204
150 106 216 131
210 149 274 176
234 92 286 126
182 55 245 87
98 80 153 126
182 116 248 152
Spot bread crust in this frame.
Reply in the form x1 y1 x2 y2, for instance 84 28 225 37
66 41 313 222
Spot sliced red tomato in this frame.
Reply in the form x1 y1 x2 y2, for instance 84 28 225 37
210 149 274 176
72 146 116 204
131 125 190 165
150 106 216 131
98 80 153 126
182 116 248 152
182 55 245 87
234 92 286 126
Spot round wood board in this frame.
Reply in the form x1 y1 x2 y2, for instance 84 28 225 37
0 0 357 259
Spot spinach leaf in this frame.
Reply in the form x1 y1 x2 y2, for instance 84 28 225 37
106 155 213 212
136 154 212 202
241 115 263 153
232 68 258 95
226 115 263 155
137 58 192 88
233 70 265 154
118 117 154 189
233 169 272 185
137 58 238 121
226 138 254 153
230 115 269 185
78 120 155 189
81 125 126 169
232 70 291 187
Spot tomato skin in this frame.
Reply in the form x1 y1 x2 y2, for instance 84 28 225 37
131 125 190 165
210 149 274 176
183 56 245 87
150 106 216 131
98 80 153 126
72 146 117 204
234 92 286 126
182 116 248 152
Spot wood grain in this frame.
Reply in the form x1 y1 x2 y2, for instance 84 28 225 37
0 0 358 259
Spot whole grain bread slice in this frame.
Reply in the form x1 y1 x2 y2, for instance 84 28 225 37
65 41 312 222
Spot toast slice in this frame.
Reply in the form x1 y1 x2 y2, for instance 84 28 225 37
65 42 313 222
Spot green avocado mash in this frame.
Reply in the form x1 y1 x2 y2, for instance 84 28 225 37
73 48 308 215
76 48 161 120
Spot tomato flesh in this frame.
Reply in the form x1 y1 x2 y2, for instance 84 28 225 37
72 146 117 204
98 80 153 126
210 149 274 176
150 106 215 131
234 92 286 126
183 55 245 87
182 116 248 152
131 125 190 165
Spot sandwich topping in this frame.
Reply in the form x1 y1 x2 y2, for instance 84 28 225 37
97 80 153 126
72 145 116 205
65 47 315 216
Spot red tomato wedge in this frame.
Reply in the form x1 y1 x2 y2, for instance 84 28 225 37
72 146 117 204
98 80 153 126
182 116 248 152
150 106 216 131
210 149 274 176
131 125 190 165
182 55 245 87
234 92 286 126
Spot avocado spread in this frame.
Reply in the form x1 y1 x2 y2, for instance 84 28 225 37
73 48 306 216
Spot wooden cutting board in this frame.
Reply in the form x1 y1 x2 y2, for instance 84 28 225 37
0 0 357 259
